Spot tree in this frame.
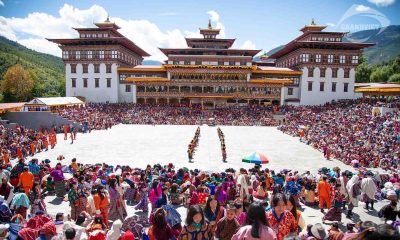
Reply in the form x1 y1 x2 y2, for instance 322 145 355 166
1 64 34 102
388 73 400 83
370 65 393 83
355 61 373 83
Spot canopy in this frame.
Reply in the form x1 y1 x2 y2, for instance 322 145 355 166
25 97 84 107
242 152 269 164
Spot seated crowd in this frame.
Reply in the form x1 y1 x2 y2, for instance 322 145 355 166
279 99 400 169
0 155 398 240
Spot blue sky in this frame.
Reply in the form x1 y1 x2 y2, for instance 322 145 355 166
0 0 399 61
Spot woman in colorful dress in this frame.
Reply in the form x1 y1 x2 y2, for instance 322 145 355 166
203 196 225 234
286 194 305 231
323 183 345 223
178 205 212 240
134 175 149 212
29 181 47 215
266 193 297 240
108 178 127 221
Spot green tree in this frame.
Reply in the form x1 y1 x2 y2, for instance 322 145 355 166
388 73 400 83
370 65 393 82
355 61 373 83
1 64 34 102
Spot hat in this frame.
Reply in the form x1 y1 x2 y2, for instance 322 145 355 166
311 223 327 239
0 224 9 238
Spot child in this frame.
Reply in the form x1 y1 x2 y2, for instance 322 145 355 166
378 200 399 222
215 203 240 240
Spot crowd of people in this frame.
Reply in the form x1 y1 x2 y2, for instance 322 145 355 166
278 99 400 170
187 127 200 163
0 125 58 163
0 156 397 240
56 103 278 128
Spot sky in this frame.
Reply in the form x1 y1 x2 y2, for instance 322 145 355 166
0 0 399 61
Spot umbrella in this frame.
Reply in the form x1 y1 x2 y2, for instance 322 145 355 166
242 152 269 165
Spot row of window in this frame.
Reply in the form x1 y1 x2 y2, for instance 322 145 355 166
62 50 139 65
80 33 110 38
278 54 359 68
169 60 248 66
70 63 113 74
71 78 112 88
310 36 342 42
304 81 349 93
307 67 351 78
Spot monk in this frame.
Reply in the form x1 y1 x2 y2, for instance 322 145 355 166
94 186 110 228
19 167 34 195
1 150 9 165
318 175 331 213
17 146 23 160
43 137 49 151
49 134 55 149
30 142 36 156
63 124 69 140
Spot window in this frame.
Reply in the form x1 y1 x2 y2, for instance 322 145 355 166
173 61 179 65
320 68 326 78
332 82 337 92
352 56 359 64
332 68 338 78
88 51 92 59
308 67 314 77
62 51 69 59
344 68 350 78
340 55 346 64
301 54 310 62
76 51 80 59
328 55 334 63
240 61 247 66
308 81 313 91
83 78 88 88
288 88 293 95
125 85 131 92
93 51 99 59
316 54 321 63
94 64 100 73
320 82 325 92
82 64 88 73
218 61 224 66
70 64 76 73
107 78 111 88
95 78 99 88
106 64 112 73
100 51 104 59
344 83 349 92
111 50 118 59
71 78 76 88
195 60 201 65
184 60 190 65
229 61 235 66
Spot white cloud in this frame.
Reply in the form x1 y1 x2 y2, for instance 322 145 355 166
0 0 4 7
207 10 226 38
18 38 61 56
367 0 396 7
237 40 256 50
0 5 250 61
326 23 336 27
355 5 371 12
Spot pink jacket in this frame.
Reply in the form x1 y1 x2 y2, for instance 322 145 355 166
232 225 277 240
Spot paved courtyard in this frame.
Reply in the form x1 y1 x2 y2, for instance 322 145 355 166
23 124 381 231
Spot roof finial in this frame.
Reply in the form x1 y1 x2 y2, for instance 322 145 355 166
208 19 212 29
105 15 110 23
311 18 316 25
